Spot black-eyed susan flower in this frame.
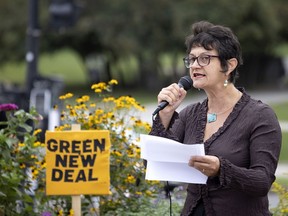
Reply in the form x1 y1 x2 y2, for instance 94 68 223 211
19 163 26 169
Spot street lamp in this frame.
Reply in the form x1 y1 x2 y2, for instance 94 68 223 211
49 0 79 30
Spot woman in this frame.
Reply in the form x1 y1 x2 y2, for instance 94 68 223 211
149 21 282 216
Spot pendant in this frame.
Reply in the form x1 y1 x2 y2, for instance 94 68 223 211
207 113 217 123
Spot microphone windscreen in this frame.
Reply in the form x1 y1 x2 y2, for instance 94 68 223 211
178 76 193 91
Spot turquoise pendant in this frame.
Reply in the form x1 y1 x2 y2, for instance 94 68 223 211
207 113 217 123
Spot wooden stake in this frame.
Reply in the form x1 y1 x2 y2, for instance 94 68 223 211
71 124 81 216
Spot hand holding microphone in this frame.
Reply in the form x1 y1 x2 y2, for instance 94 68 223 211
152 76 193 116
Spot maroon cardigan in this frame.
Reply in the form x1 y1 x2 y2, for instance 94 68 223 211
149 89 282 216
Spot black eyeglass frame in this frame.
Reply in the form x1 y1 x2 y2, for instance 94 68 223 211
183 54 219 68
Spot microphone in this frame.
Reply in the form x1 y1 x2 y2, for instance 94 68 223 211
152 76 193 116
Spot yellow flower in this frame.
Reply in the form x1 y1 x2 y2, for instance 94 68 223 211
94 89 102 93
69 109 77 117
95 109 104 115
68 209 74 216
33 129 42 136
40 160 46 169
33 141 41 147
108 79 118 85
57 209 64 216
103 96 115 102
91 82 107 92
19 163 26 169
145 190 152 196
90 207 98 213
112 150 122 157
81 95 90 102
18 142 25 147
125 174 136 183
90 103 96 107
59 93 73 100
66 104 72 109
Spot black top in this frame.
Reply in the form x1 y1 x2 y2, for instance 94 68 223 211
149 89 282 216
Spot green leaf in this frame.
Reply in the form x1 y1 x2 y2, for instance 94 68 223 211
12 187 24 198
5 137 18 148
0 192 7 197
18 123 32 133
1 149 12 161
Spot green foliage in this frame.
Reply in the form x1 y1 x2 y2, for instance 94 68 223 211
271 182 288 215
0 105 45 215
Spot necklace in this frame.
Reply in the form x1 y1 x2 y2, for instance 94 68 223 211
207 105 234 123
207 113 217 123
207 90 242 123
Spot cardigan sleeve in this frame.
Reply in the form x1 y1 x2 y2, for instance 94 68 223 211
149 104 193 142
218 103 282 196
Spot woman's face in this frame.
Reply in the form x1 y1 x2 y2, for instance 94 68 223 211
189 46 225 90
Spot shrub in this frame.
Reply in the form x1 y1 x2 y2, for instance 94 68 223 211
0 104 45 215
46 79 162 215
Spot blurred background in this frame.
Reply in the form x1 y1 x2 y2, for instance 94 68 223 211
1 0 288 125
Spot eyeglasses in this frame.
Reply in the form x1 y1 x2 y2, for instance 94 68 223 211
183 54 219 68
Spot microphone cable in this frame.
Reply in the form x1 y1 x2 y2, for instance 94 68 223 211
151 117 173 216
166 181 173 216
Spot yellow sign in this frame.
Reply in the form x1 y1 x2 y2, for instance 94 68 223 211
45 130 111 195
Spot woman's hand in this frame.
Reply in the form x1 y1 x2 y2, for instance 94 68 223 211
189 155 220 177
157 83 187 114
157 83 187 129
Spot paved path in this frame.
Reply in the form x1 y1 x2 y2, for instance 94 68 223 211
280 121 288 132
276 163 288 177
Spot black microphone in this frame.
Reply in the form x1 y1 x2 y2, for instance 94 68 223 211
152 76 193 116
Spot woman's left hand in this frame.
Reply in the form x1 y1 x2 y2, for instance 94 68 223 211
189 155 220 177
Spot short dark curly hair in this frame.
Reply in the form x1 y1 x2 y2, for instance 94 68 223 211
185 21 243 84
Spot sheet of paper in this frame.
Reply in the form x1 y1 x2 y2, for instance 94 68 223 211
140 134 207 184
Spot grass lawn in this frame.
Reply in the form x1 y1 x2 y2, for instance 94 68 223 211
271 103 288 164
0 49 86 87
272 102 288 121
279 132 288 163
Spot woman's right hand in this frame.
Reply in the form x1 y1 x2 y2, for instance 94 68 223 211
157 83 187 128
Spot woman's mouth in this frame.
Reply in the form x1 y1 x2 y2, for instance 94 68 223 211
193 73 206 78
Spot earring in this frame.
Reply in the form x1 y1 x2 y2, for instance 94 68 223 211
224 80 228 87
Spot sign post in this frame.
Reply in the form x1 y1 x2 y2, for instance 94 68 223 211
71 124 81 216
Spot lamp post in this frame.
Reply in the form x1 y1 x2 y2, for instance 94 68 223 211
25 0 40 101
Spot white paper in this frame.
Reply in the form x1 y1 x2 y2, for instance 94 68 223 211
140 134 207 184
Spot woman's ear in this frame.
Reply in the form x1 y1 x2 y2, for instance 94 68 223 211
227 58 238 74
